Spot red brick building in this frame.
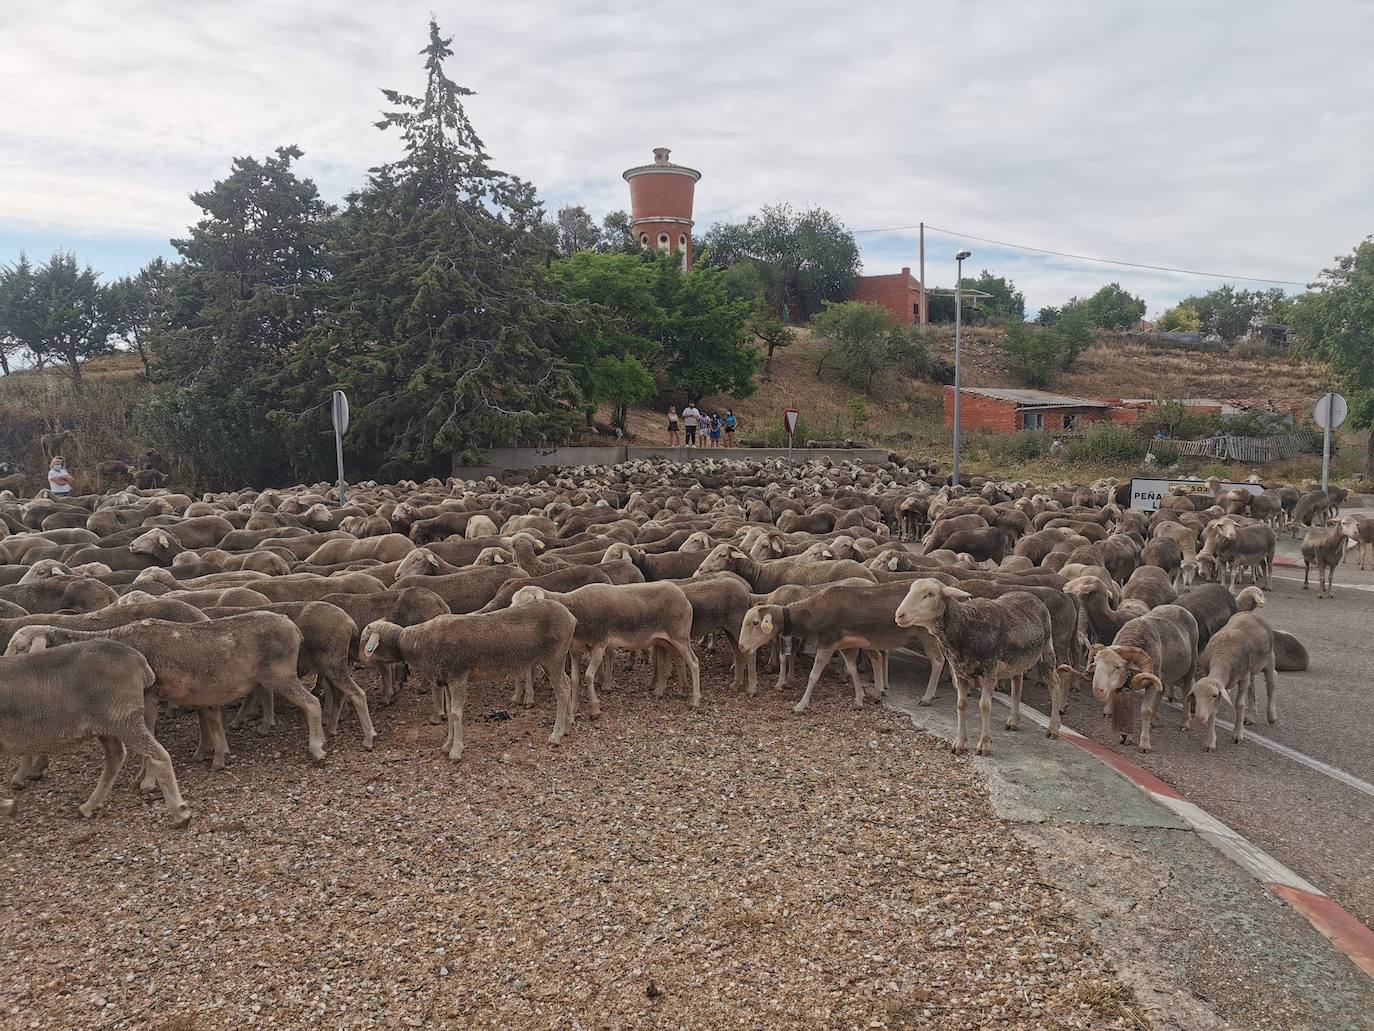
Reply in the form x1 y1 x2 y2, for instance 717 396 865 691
623 147 700 270
943 387 1111 433
851 266 923 325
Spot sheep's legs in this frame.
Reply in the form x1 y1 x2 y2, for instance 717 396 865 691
79 736 127 819
794 646 836 714
667 638 701 708
976 679 995 755
917 631 945 706
429 678 446 724
1262 660 1278 725
10 754 49 789
1042 659 1064 740
443 675 469 762
866 650 889 701
324 671 376 750
838 648 865 709
1005 675 1023 731
265 677 327 760
546 658 573 746
120 718 192 827
581 645 605 719
1137 684 1162 753
951 670 970 754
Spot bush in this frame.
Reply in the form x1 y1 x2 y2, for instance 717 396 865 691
1066 422 1147 465
999 322 1069 388
991 430 1051 463
1217 409 1292 438
1140 397 1215 439
1147 440 1181 466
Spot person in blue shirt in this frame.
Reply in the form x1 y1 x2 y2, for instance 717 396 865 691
724 409 737 447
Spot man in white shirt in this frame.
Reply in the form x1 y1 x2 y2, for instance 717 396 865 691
47 456 74 497
681 403 700 447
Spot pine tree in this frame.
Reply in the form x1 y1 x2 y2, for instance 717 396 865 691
274 19 578 476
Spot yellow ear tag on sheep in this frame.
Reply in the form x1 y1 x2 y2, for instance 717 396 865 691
760 614 774 634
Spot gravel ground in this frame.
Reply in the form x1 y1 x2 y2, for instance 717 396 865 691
1 654 1147 1031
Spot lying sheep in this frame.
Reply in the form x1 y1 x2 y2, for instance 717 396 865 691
0 575 118 614
895 578 1064 755
5 613 325 770
1186 611 1277 750
358 599 576 762
509 582 700 714
0 639 192 825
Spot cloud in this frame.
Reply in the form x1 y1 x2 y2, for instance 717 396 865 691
1 0 1370 315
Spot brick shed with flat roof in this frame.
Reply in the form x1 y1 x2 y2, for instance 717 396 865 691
851 266 923 325
943 387 1112 433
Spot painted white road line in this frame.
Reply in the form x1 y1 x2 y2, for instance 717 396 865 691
1160 700 1374 801
1271 574 1374 593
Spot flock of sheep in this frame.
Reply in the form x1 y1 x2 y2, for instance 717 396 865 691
0 456 1356 828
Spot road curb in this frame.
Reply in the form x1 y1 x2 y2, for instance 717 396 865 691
991 694 1374 982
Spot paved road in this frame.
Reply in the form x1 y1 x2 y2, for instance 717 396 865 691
1013 525 1374 932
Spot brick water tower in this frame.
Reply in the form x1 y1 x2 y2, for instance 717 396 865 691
623 147 701 270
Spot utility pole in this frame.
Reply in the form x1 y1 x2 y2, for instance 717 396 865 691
952 249 970 486
918 222 927 326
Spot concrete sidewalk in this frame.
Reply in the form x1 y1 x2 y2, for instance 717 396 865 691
883 654 1374 1031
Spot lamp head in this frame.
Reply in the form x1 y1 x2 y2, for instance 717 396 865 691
956 250 971 261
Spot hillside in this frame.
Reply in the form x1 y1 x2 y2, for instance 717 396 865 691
618 326 1332 449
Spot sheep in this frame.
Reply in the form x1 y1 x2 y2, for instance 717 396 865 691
1291 490 1332 536
305 533 414 566
1186 611 1278 750
939 527 1009 564
122 586 274 609
692 543 876 592
601 541 706 580
1208 519 1277 589
739 580 941 713
1301 522 1350 598
358 599 576 762
1233 587 1308 671
1172 584 1238 654
1121 565 1178 609
672 574 757 696
1338 514 1374 570
0 575 118 614
0 639 192 825
510 581 700 714
1062 576 1148 646
202 601 375 750
1065 606 1199 752
894 578 1064 755
0 598 209 654
393 565 530 614
5 613 326 769
1140 535 1183 584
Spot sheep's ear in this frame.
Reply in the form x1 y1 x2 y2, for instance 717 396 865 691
760 613 774 634
888 556 900 570
493 553 505 564
940 584 973 600
821 549 834 559
770 539 784 554
729 547 746 559
363 631 380 656
29 635 47 653
426 552 439 567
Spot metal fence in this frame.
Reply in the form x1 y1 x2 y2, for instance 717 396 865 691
1156 433 1321 463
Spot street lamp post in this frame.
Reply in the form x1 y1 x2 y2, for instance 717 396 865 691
951 249 971 486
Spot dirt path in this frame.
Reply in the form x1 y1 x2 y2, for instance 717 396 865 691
0 660 1144 1030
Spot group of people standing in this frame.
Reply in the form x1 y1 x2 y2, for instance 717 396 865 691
666 403 737 448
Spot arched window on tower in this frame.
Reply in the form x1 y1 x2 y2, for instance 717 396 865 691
639 233 649 246
658 232 670 249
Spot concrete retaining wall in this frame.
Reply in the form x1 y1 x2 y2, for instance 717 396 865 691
452 445 892 478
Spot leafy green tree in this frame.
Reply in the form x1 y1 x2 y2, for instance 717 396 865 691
810 300 927 394
700 204 859 321
745 303 794 371
1155 302 1201 333
1069 282 1147 330
1290 238 1374 472
0 252 42 375
649 255 758 400
552 205 602 257
1035 305 1061 327
1055 305 1094 370
585 355 654 431
272 20 581 477
1172 285 1294 341
965 270 1025 322
599 210 638 253
999 321 1066 388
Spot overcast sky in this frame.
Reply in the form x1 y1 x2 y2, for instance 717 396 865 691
2 1 1370 316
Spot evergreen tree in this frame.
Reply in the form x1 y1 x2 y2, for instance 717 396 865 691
274 20 579 475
